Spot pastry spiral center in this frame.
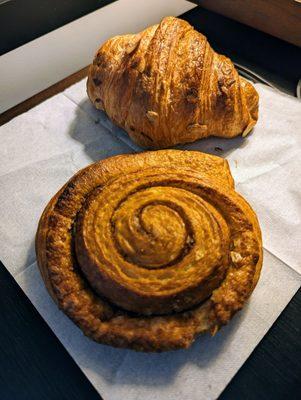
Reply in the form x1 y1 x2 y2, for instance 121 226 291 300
113 201 193 269
75 171 232 315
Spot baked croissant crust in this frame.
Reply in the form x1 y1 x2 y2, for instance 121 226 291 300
36 150 262 351
87 16 259 148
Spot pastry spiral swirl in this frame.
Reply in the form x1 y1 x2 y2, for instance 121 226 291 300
87 16 259 148
36 150 262 351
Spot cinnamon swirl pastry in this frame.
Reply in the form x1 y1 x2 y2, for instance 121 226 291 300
36 150 262 351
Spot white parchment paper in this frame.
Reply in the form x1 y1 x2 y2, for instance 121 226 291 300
0 79 300 400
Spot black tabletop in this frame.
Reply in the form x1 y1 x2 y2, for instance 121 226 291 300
0 6 301 400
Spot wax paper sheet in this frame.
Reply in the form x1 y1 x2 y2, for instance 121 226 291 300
0 79 300 400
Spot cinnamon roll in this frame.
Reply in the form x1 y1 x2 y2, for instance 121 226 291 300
36 150 262 351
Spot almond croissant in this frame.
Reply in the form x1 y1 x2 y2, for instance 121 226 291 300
87 16 259 148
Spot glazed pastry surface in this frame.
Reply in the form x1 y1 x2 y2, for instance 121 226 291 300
36 150 262 351
87 16 259 148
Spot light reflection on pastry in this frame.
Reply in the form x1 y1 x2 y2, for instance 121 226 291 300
36 150 262 351
87 16 259 148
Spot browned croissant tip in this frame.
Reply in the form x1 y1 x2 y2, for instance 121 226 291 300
87 16 259 148
36 150 262 351
240 77 259 136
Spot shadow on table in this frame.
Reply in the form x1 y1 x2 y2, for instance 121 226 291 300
67 99 136 163
90 311 245 388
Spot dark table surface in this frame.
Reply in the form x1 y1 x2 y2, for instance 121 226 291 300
0 6 301 400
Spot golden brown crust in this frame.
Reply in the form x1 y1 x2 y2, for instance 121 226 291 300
36 150 262 351
87 16 259 148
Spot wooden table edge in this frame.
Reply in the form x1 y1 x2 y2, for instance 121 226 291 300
0 66 89 126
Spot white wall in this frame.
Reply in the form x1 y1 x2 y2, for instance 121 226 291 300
0 0 195 113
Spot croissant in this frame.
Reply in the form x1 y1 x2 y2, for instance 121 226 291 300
87 16 259 148
36 150 262 351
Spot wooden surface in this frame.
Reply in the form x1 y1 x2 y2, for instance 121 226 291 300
195 0 301 47
0 6 300 400
0 66 89 126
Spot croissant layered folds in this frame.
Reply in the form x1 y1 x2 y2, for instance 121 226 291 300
36 150 262 351
87 16 259 148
